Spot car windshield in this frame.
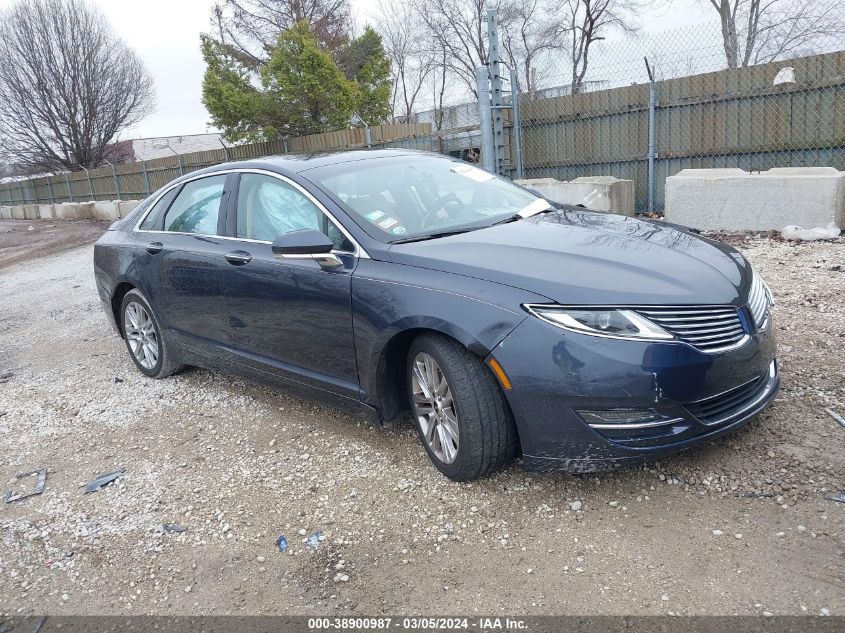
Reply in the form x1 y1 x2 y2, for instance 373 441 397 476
304 155 542 242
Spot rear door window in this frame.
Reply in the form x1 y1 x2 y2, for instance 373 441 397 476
162 175 226 235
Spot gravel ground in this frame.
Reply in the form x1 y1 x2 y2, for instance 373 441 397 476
0 230 843 616
0 219 107 270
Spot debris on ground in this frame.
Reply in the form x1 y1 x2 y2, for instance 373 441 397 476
823 491 845 504
3 468 47 503
113 376 124 383
824 407 845 429
780 223 841 241
83 468 126 493
306 531 322 549
160 523 187 534
275 535 288 552
0 371 13 383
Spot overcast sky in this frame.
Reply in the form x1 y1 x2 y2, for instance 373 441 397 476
0 0 714 139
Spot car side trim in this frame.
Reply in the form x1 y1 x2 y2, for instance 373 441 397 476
132 167 370 259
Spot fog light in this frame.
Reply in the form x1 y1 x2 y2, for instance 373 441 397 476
578 409 684 430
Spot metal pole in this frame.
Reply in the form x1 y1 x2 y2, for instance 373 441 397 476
510 68 524 180
486 9 505 175
80 166 93 200
105 160 120 199
46 177 55 204
476 66 495 173
65 172 73 202
364 126 372 148
645 57 657 213
165 142 184 176
142 161 151 196
219 137 230 162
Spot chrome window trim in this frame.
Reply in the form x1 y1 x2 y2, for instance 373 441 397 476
132 168 369 259
522 303 751 353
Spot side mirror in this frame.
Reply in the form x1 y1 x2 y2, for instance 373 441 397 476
271 229 343 269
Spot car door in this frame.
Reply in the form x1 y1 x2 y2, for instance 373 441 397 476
139 173 236 351
218 171 360 400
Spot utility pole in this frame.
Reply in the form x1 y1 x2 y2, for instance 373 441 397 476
486 9 506 175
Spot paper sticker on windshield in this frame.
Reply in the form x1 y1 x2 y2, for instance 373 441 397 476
365 210 386 222
378 217 399 230
392 226 407 235
451 163 495 183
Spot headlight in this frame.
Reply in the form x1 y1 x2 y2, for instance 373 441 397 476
525 305 674 341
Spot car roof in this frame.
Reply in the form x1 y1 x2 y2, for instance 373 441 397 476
200 148 436 176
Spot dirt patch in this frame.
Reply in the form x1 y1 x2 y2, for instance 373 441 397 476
0 236 842 616
0 219 109 270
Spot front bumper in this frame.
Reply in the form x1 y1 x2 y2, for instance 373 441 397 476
490 314 779 473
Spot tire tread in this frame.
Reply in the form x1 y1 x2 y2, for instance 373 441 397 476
408 334 517 481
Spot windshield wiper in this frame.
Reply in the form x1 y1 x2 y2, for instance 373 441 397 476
490 202 556 226
391 228 477 244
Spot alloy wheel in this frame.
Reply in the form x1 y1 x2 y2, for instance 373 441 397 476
411 352 459 464
124 301 159 370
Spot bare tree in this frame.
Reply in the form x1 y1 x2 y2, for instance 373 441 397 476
413 0 492 98
377 0 436 121
212 0 353 63
0 0 154 171
411 0 564 100
498 0 563 95
703 0 845 68
558 0 644 95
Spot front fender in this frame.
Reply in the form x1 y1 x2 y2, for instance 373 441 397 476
351 259 548 410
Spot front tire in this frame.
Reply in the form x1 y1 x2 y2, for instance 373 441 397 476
407 334 517 481
120 289 182 379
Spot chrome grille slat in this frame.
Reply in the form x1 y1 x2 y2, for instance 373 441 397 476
638 308 736 316
660 320 742 330
670 329 744 339
747 271 770 328
636 314 737 323
635 306 746 352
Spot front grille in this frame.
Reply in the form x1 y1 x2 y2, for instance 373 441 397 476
685 364 775 425
636 307 746 352
747 271 770 329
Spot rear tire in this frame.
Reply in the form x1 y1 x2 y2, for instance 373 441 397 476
407 334 518 481
120 289 182 379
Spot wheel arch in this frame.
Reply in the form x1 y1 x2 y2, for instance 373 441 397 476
368 322 511 427
111 281 137 338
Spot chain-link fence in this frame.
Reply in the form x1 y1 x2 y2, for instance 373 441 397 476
3 18 842 215
511 22 845 212
0 124 434 206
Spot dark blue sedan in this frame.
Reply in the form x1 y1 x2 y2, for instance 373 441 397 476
93 150 778 480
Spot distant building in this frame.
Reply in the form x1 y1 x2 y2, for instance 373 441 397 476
128 133 225 162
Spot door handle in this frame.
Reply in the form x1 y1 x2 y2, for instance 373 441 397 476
225 250 252 266
145 241 163 254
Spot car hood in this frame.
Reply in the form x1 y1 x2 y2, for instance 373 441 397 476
387 208 752 305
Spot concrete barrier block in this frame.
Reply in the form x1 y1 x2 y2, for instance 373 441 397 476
118 200 140 218
0 206 11 220
93 200 119 220
75 202 94 219
516 176 635 216
11 205 25 219
54 202 80 219
23 204 39 220
38 204 55 219
665 167 845 231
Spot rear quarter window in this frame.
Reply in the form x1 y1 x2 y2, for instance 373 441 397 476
139 187 180 231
